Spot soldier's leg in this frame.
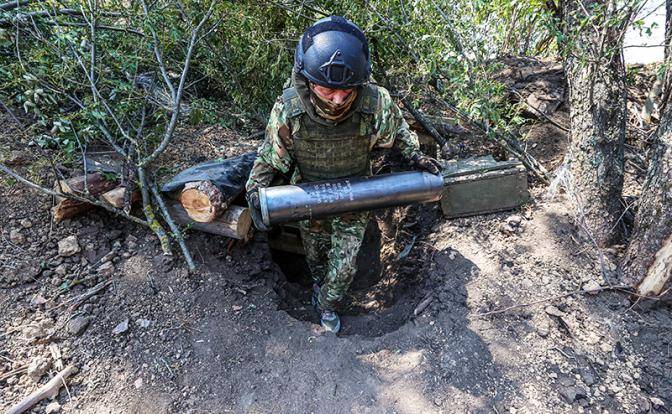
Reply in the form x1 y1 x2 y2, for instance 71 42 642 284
318 211 369 311
298 218 331 285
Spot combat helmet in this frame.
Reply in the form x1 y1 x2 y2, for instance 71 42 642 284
294 16 371 89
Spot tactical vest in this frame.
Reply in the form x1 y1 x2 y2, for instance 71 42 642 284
282 82 379 182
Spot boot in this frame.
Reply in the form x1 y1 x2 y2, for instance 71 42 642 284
320 310 341 333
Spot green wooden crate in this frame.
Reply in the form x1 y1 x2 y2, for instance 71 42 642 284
441 156 529 218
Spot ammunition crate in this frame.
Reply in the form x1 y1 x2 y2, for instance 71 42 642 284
441 156 529 218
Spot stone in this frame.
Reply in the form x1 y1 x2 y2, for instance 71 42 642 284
67 316 90 336
545 305 565 318
30 295 48 307
27 356 51 382
20 218 33 228
112 319 129 335
9 229 25 245
558 386 587 403
536 320 550 338
580 369 596 386
136 319 150 329
97 261 115 278
582 280 602 294
134 377 143 389
58 236 80 257
558 376 576 387
650 397 665 407
45 401 62 413
54 264 68 276
24 325 47 341
107 229 123 240
506 215 523 227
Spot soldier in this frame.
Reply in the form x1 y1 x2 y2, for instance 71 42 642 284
246 16 441 333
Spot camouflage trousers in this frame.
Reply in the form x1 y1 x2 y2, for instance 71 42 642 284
299 211 369 311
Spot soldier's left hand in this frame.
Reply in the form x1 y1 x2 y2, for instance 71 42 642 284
410 153 442 175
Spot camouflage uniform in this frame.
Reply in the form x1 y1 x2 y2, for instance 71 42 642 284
246 76 421 311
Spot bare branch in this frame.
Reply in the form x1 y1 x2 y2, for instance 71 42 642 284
0 0 30 11
0 163 148 227
137 166 171 255
149 180 196 272
139 1 216 167
140 0 177 99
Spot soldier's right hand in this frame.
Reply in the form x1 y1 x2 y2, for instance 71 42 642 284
245 190 270 232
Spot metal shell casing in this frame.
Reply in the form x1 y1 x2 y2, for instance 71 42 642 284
259 171 444 226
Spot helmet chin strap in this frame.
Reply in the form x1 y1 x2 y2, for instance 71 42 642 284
309 83 358 121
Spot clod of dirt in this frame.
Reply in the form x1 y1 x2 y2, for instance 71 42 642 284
27 356 51 382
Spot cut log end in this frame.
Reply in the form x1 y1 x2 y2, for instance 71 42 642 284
179 181 225 223
168 202 251 239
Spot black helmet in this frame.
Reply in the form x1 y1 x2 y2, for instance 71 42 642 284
294 16 371 89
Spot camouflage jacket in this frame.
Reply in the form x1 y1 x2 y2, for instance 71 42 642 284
245 84 421 193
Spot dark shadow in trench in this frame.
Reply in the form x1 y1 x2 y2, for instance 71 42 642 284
270 209 427 337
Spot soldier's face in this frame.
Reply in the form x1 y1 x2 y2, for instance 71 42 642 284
312 85 354 104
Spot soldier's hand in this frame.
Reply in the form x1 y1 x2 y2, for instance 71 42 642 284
410 153 443 175
245 190 270 232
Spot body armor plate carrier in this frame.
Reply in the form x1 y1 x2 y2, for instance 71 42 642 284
282 82 378 182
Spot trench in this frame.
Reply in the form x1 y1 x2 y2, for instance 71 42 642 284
269 209 428 337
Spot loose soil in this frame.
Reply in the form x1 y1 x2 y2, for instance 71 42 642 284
1 61 671 414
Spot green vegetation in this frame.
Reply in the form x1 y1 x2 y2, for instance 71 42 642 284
0 0 561 152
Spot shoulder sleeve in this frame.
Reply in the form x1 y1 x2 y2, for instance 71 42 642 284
371 86 420 158
245 97 295 192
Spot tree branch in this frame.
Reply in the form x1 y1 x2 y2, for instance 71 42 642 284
149 180 196 272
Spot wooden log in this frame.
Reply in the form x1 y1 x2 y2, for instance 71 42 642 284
101 186 140 209
179 180 225 222
51 173 118 222
6 365 75 414
54 172 116 195
167 202 251 239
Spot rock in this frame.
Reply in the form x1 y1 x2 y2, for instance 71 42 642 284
536 320 550 338
580 369 596 386
582 280 602 294
558 386 587 403
544 305 565 318
27 356 51 382
112 319 129 335
24 325 47 340
9 229 25 245
54 264 68 276
558 376 576 387
45 401 61 413
134 377 143 389
650 397 665 407
506 215 523 227
67 316 90 336
107 229 123 240
97 261 115 277
30 295 48 307
58 236 80 257
136 319 150 329
20 218 33 228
